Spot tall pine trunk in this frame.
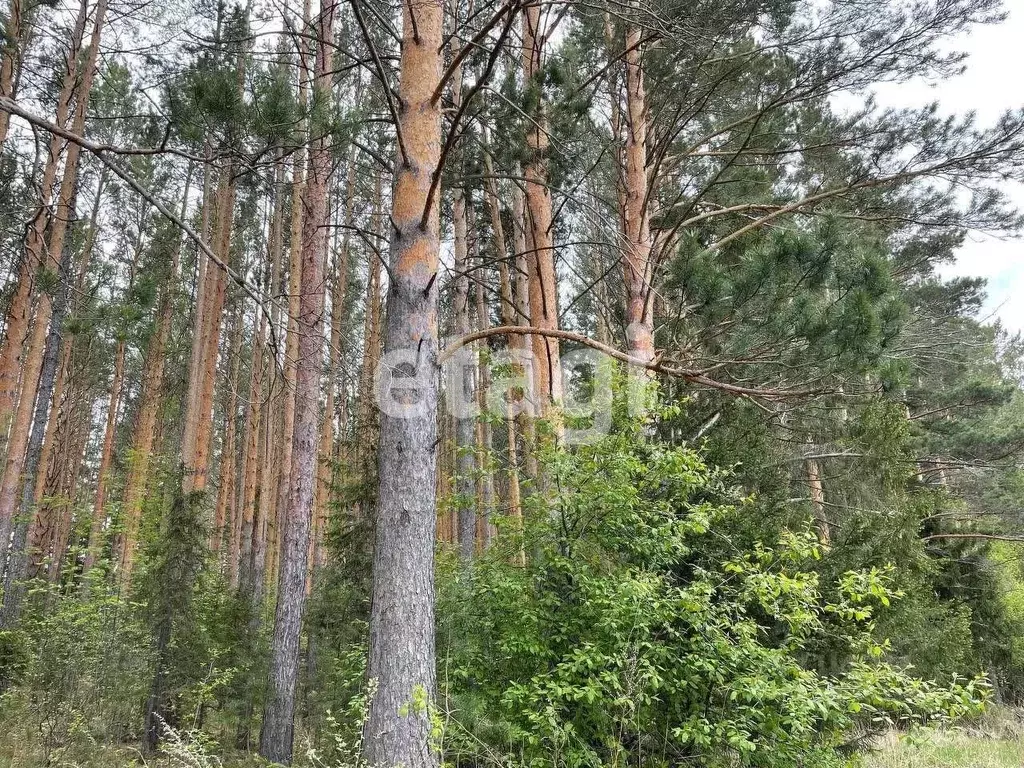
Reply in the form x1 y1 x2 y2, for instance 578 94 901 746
117 180 188 585
0 0 92 552
521 1 561 413
269 0 313 595
215 305 242 562
0 188 78 624
364 0 443 763
471 207 495 548
0 0 31 147
451 60 477 559
258 0 336 760
621 11 655 365
481 132 524 538
84 227 142 572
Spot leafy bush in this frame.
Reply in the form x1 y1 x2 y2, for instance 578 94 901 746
0 580 153 765
438 433 989 767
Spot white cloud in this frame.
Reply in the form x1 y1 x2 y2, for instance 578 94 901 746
870 7 1024 332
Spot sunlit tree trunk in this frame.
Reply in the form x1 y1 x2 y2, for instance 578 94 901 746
180 163 215 495
186 170 235 496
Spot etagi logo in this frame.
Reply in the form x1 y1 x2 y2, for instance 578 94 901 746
374 342 644 445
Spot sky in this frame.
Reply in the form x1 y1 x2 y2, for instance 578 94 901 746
871 6 1024 333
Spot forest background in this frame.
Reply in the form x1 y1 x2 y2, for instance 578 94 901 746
0 0 1023 767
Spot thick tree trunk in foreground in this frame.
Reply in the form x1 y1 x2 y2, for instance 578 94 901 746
364 0 443 763
258 0 336 761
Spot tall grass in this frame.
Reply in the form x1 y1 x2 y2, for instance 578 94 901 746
863 710 1024 768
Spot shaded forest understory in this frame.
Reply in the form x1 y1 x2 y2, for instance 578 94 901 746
1 0 1024 766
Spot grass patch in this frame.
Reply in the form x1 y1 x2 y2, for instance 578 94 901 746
863 717 1024 767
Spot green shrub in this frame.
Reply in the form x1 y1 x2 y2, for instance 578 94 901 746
438 433 989 767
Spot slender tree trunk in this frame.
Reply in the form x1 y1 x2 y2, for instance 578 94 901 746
186 170 235 496
26 167 108 576
806 452 830 547
0 189 78 625
481 132 524 547
83 339 125 571
180 164 215 494
621 12 655 365
521 1 561 413
357 172 384 431
0 0 31 148
511 181 538 480
0 0 92 550
84 225 142 572
472 207 495 548
215 305 242 563
269 0 313 597
238 154 284 596
355 171 384 521
259 0 336 760
270 164 304 593
237 304 267 591
117 179 188 585
28 330 90 582
32 167 106 508
48 392 91 583
451 61 477 559
364 0 443 763
311 155 354 581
